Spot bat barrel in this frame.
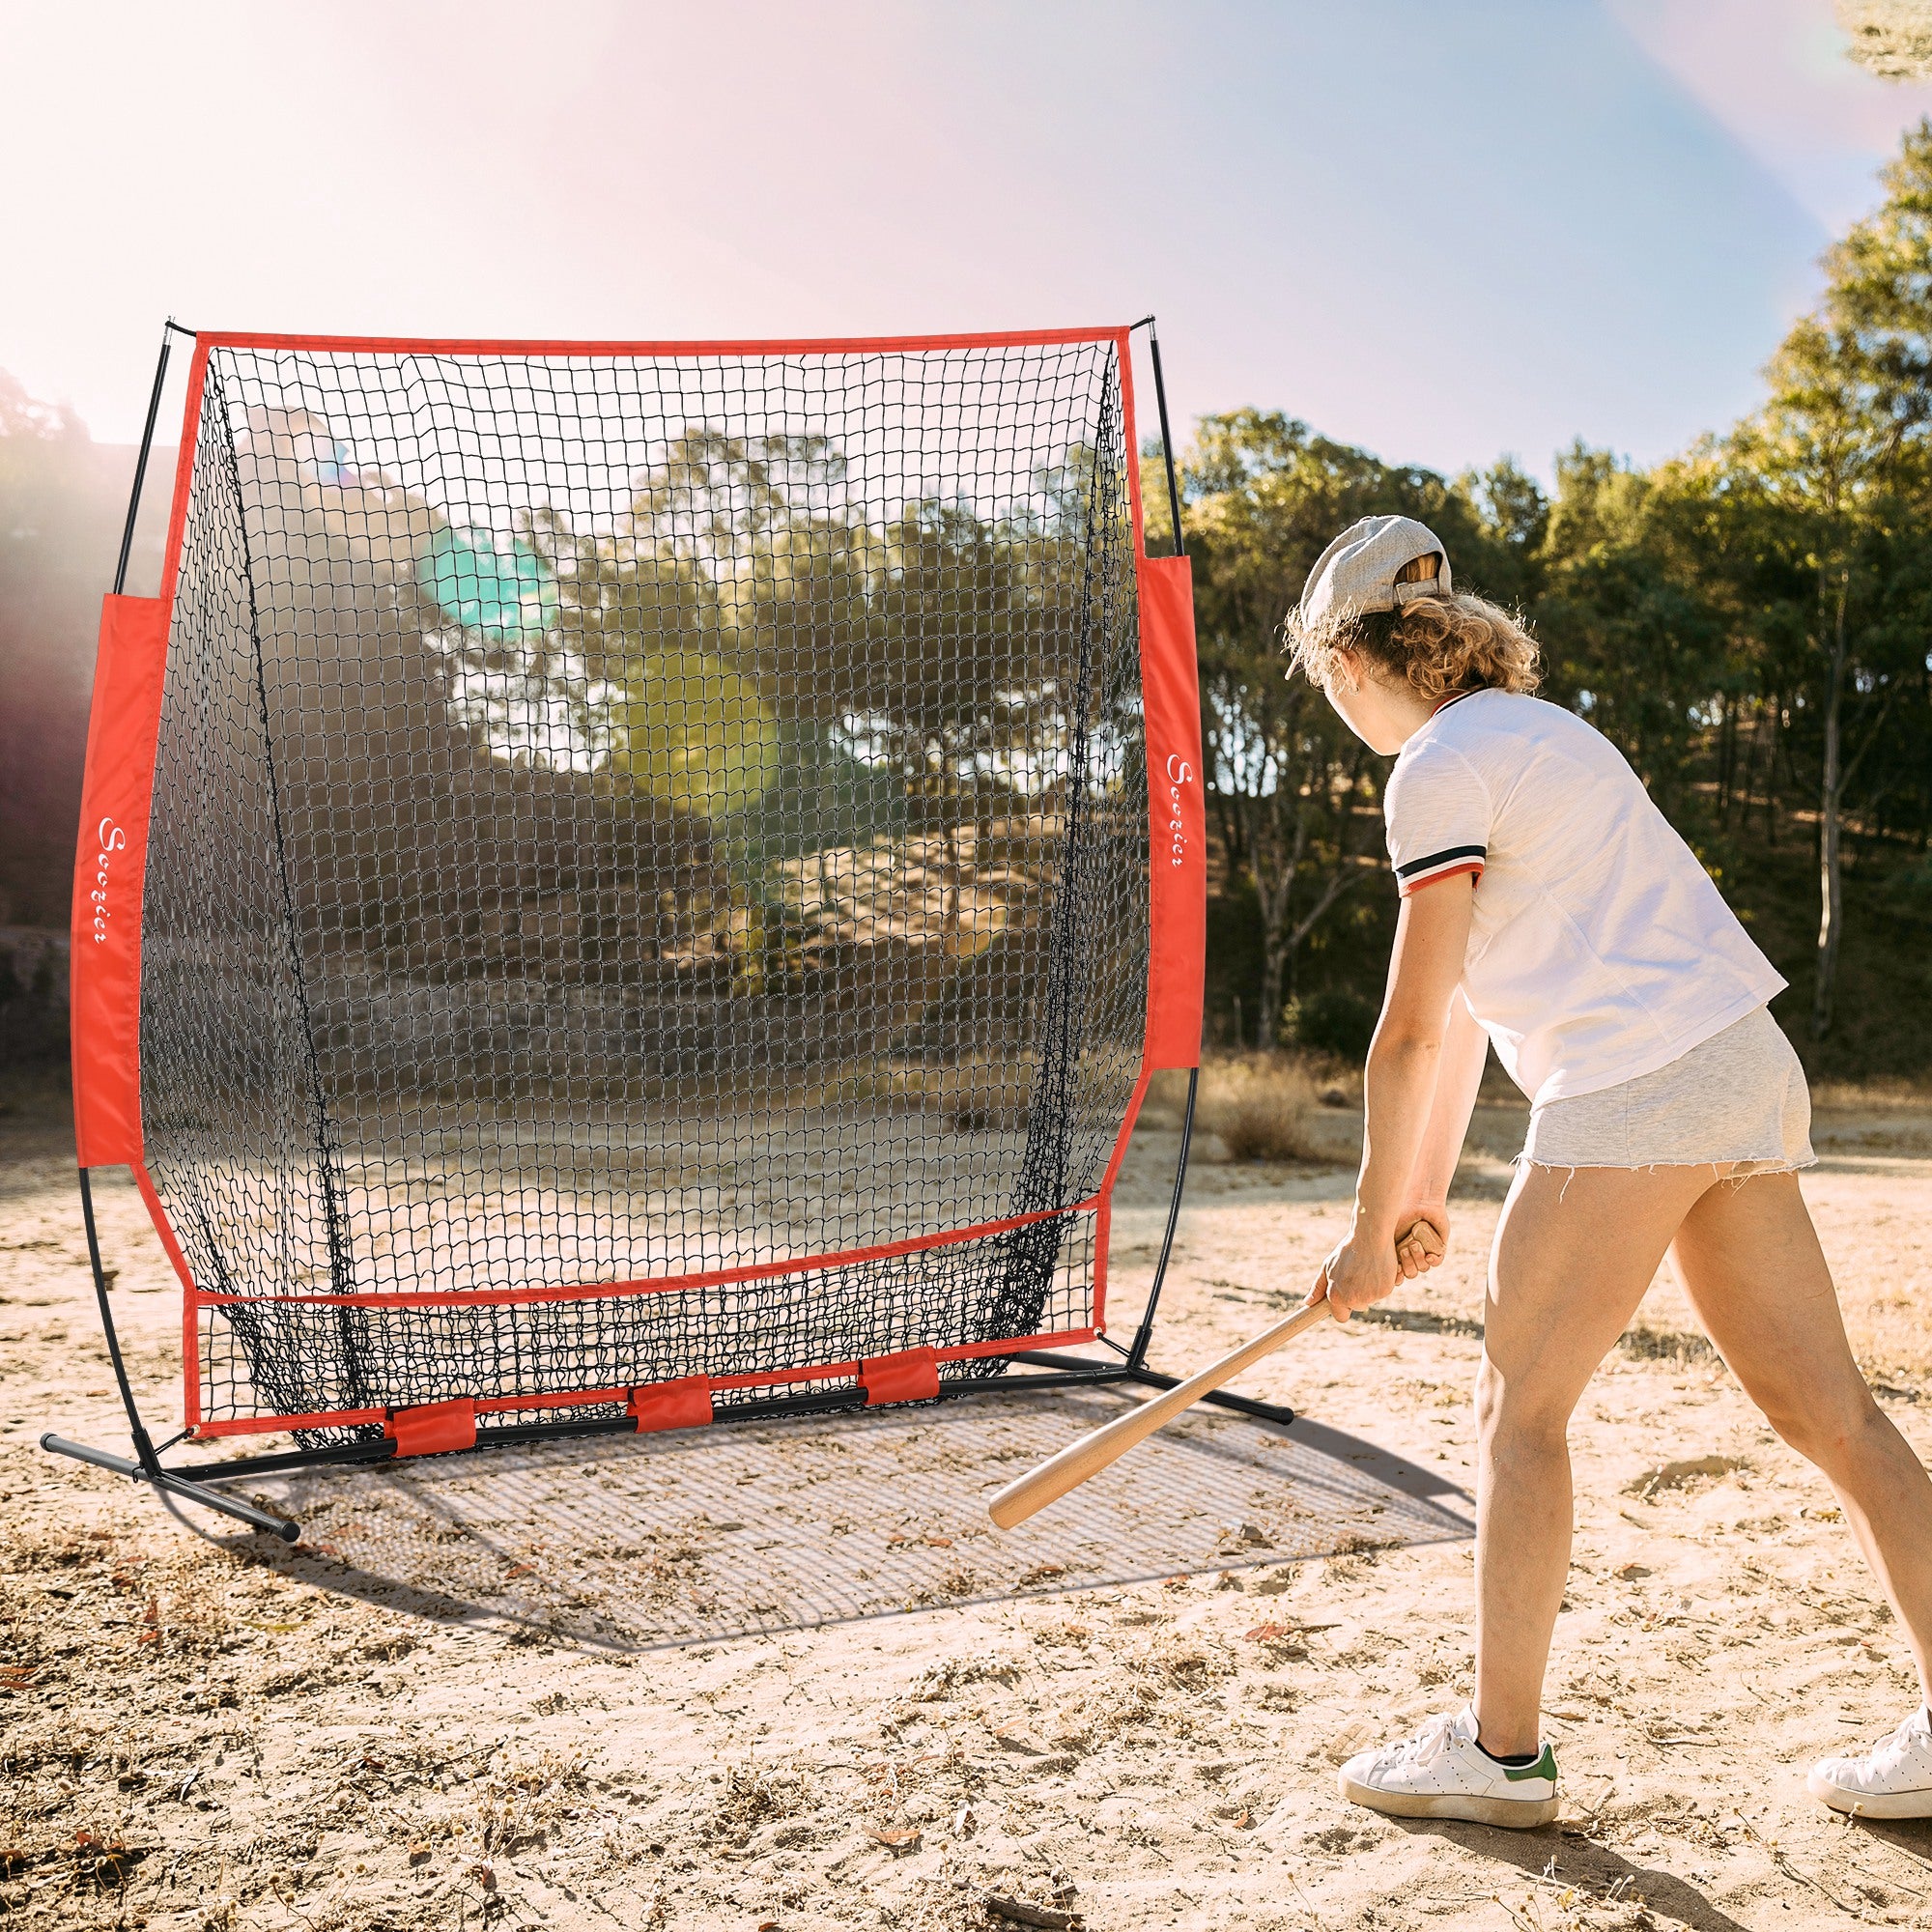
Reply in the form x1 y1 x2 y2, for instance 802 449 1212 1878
987 1298 1331 1528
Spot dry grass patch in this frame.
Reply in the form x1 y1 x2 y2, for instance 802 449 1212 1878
697 1762 817 1849
1195 1054 1322 1163
1617 1322 1719 1369
469 1748 591 1856
908 1652 1025 1701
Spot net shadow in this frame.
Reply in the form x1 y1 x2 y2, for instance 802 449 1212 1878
233 1389 1471 1651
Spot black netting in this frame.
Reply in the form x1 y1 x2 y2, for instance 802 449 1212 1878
139 340 1149 1435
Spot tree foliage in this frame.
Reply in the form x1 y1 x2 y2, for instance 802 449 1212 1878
1161 127 1932 1061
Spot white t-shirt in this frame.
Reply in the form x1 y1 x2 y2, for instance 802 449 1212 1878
1382 690 1786 1107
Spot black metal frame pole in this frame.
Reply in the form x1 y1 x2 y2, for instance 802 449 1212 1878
43 1431 302 1538
41 323 298 1541
76 1165 161 1475
1115 315 1215 1382
1145 319 1187 559
112 323 178 597
1124 1065 1197 1373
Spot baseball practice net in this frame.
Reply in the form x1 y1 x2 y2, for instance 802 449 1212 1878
68 326 1205 1464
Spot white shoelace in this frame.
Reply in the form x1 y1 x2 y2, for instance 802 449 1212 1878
1867 1710 1932 1765
1375 1712 1462 1775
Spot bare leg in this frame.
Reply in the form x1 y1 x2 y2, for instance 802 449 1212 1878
1474 1161 1719 1753
1670 1171 1932 1700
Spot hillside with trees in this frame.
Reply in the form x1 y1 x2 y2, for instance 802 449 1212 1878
0 375 167 932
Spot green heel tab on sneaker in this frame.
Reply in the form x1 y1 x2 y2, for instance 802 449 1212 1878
1503 1745 1557 1783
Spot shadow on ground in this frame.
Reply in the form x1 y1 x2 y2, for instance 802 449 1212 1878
1399 1817 1752 1932
205 1388 1471 1651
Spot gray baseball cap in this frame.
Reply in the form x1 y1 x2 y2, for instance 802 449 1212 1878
1298 515 1453 628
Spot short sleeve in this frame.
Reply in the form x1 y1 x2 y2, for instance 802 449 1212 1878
1384 740 1492 896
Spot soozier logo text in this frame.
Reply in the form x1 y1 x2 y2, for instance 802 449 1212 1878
1164 754 1193 867
89 817 127 943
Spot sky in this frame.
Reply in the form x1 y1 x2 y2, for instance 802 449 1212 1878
5 0 1932 478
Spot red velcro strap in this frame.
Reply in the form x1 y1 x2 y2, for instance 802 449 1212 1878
385 1398 477 1458
861 1347 941 1406
628 1376 714 1434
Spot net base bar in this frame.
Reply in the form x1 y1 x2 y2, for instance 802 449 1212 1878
42 1350 1296 1545
178 1318 1101 1439
39 1433 301 1542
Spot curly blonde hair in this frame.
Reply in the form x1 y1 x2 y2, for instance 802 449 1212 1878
1285 588 1542 704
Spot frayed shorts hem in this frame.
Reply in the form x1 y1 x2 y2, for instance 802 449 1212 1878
1513 1152 1816 1187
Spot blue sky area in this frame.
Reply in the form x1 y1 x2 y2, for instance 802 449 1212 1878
5 0 1930 476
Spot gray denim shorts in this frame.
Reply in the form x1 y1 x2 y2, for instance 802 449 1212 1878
1522 1006 1815 1174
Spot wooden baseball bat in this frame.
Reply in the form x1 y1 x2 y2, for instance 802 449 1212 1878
986 1217 1441 1531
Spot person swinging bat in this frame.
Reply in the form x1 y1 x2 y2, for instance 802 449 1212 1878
994 518 1932 1828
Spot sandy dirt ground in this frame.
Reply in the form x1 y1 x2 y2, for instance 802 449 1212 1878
6 1079 1932 1932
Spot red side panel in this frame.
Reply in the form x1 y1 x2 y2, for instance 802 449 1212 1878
629 1376 715 1434
71 594 172 1168
861 1347 942 1406
1139 555 1206 1070
386 1399 479 1457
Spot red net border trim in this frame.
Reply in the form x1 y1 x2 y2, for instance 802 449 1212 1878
185 325 1139 360
156 325 1151 605
181 1319 1102 1441
159 1065 1151 1437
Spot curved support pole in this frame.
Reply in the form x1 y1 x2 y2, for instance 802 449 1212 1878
1125 1065 1196 1373
45 1169 303 1541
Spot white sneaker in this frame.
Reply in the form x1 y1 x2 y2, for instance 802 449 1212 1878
1808 1707 1932 1818
1337 1707 1558 1829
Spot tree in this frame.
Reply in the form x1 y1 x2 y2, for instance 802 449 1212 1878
1731 122 1932 1034
1837 1 1932 79
1178 412 1542 1047
0 374 161 928
1533 444 1734 826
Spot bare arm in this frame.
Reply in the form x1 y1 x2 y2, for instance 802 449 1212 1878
1403 986 1488 1230
1316 873 1476 1318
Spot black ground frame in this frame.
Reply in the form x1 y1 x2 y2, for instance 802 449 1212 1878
41 318 1295 1545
